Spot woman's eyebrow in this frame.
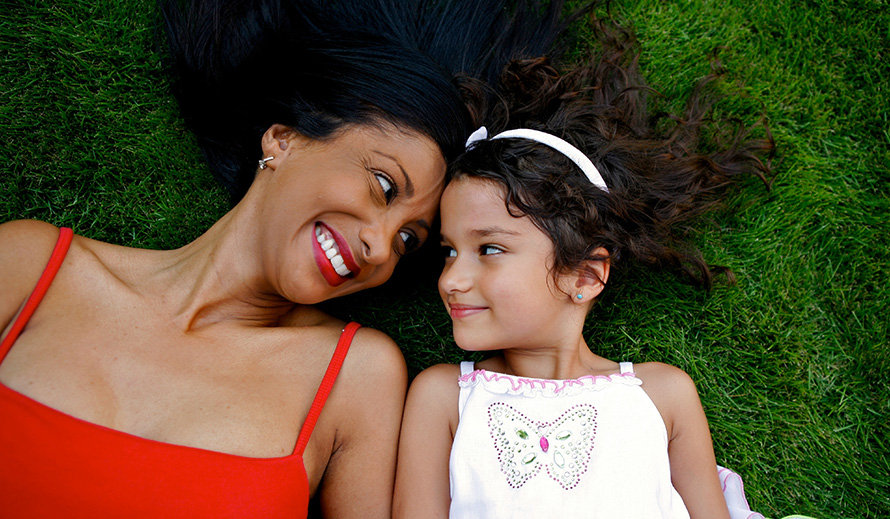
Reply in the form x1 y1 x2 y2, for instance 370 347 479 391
372 150 414 197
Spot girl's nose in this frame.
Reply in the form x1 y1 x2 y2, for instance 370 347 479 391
439 256 472 294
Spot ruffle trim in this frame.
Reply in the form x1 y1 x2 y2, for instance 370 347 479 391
458 369 642 398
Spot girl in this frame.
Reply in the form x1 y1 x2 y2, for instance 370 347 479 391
394 16 773 519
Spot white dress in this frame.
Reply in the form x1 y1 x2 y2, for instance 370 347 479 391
449 361 690 518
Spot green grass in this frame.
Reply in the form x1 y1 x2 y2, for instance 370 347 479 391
1 1 888 517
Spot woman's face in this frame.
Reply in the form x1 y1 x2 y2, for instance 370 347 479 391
252 124 446 303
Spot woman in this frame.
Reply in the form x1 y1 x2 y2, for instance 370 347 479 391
0 0 572 516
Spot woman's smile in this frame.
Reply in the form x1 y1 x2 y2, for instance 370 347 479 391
314 222 360 286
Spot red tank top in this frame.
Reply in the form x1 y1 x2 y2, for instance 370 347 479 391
0 227 361 517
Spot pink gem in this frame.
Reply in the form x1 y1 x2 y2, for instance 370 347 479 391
540 436 549 453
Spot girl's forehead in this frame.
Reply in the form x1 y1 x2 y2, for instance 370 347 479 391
442 178 506 215
444 176 505 202
441 177 534 236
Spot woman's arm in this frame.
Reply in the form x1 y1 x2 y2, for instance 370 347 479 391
393 363 461 519
312 327 408 518
637 362 731 519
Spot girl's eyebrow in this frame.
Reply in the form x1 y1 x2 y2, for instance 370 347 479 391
440 227 518 244
471 227 520 238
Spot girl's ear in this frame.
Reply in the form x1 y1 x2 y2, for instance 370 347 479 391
571 247 610 302
259 124 298 170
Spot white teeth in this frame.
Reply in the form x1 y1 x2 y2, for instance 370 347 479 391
315 224 353 277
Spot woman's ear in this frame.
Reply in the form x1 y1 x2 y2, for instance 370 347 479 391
259 124 296 170
571 247 610 302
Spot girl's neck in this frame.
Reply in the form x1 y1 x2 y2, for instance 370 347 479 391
484 338 618 381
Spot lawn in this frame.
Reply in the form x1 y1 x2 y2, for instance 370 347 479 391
1 1 887 517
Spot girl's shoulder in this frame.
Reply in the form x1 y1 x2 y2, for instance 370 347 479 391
410 363 463 395
405 363 463 416
632 361 693 383
632 361 704 424
403 363 462 435
632 361 699 397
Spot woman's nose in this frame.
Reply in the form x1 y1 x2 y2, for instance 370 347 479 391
358 223 395 267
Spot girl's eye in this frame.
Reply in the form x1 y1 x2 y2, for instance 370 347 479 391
480 245 504 256
375 173 397 203
398 230 420 254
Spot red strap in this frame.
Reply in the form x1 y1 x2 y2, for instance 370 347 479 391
0 227 73 361
294 321 361 456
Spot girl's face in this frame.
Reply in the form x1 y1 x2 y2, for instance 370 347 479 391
253 124 446 303
439 177 580 352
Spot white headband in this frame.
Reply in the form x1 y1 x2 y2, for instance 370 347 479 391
465 126 609 193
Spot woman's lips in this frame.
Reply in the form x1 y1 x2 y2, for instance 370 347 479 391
448 303 487 319
313 223 361 287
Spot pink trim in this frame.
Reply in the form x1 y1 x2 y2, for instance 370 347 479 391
458 368 638 395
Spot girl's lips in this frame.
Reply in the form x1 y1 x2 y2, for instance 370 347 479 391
448 303 487 319
313 223 361 287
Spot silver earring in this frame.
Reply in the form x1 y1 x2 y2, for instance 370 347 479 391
258 156 274 170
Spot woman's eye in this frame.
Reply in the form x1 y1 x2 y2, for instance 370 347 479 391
375 173 397 203
442 246 457 258
398 230 420 254
480 245 504 256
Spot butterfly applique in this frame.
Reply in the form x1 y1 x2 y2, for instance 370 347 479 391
487 402 597 490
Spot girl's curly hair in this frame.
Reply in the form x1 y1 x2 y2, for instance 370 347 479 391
451 13 774 291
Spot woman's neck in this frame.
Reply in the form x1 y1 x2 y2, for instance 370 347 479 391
129 203 297 331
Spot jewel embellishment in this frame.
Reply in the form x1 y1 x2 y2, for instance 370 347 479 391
487 402 597 490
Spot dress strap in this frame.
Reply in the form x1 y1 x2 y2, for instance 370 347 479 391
294 321 361 456
619 361 634 374
459 361 475 375
0 227 73 362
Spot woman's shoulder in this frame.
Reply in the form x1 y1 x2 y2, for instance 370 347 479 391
281 306 405 373
0 221 67 325
279 306 407 389
0 219 63 258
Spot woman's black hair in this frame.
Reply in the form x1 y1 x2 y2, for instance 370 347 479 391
161 0 582 201
451 13 775 290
